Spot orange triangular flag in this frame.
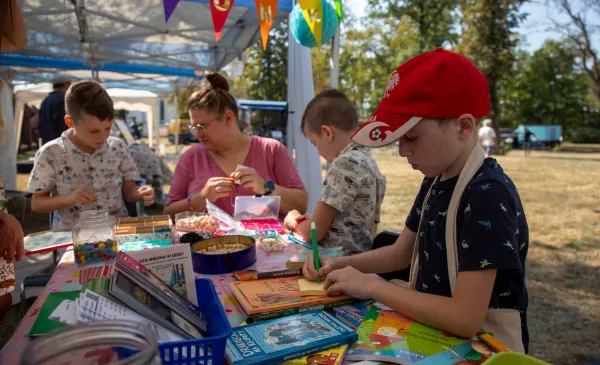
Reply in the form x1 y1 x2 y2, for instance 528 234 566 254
254 0 278 50
210 0 235 41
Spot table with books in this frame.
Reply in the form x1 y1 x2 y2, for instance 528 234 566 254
0 210 534 365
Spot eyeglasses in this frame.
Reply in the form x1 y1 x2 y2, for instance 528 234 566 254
188 123 208 133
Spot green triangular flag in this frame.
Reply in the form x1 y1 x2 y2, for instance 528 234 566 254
334 0 342 20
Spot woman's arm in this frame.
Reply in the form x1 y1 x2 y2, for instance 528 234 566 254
273 185 308 215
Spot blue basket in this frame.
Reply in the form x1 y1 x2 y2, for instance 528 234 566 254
158 277 232 365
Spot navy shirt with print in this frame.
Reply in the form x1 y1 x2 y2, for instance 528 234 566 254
405 158 529 353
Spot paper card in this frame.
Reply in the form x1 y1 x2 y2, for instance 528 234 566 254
49 300 77 324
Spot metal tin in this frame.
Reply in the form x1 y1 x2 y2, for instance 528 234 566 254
190 236 256 275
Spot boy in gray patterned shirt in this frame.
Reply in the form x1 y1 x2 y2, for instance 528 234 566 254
284 90 386 254
28 80 155 228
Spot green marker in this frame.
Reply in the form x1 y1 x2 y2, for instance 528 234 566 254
311 222 321 282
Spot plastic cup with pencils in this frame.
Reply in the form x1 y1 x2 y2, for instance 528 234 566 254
311 222 322 282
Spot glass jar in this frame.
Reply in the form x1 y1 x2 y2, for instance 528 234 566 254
72 210 117 265
20 321 162 365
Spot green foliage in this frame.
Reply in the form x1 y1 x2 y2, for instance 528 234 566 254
455 0 528 125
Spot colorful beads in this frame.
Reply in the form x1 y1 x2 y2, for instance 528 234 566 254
74 239 118 265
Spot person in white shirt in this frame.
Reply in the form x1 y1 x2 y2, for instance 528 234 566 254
478 119 496 157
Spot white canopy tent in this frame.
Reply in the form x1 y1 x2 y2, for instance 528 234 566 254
12 83 161 153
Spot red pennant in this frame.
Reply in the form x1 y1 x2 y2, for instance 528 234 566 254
210 0 235 41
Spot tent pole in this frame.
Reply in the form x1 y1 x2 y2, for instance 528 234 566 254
173 82 180 155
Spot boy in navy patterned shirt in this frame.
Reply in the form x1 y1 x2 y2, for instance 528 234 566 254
302 49 529 353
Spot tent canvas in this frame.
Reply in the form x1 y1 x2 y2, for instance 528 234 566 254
13 83 161 152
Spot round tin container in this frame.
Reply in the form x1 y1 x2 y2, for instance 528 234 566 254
190 235 256 275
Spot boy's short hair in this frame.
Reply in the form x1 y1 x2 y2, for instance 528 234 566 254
301 89 358 135
65 80 114 122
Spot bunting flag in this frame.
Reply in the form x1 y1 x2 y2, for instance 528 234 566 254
210 0 235 41
254 0 278 50
163 0 181 22
333 0 342 20
298 0 324 46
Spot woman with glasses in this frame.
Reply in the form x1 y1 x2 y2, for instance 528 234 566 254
164 73 308 217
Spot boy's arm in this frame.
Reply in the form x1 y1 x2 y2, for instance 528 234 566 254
31 189 96 214
122 180 139 202
294 202 337 241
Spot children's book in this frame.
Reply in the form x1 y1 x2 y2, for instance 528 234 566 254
345 304 467 364
229 276 353 315
280 344 348 365
234 268 302 281
29 290 81 337
332 301 372 328
238 320 349 365
411 336 501 364
128 244 197 306
225 310 357 365
286 247 344 269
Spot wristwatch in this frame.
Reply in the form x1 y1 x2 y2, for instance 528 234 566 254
263 180 275 196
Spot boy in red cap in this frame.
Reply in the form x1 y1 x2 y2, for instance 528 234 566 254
302 49 529 353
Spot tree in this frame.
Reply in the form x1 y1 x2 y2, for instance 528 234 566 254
500 40 589 132
455 0 528 126
367 0 459 54
551 0 600 103
234 19 289 101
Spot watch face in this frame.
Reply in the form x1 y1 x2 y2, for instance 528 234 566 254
265 180 275 191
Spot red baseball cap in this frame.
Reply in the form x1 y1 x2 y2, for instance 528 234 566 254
351 48 490 147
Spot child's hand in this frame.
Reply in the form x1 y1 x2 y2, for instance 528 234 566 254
324 266 376 300
136 185 155 207
302 253 338 281
283 210 302 230
68 187 97 206
0 211 25 264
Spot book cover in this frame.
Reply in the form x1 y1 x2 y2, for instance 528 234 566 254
229 276 353 315
411 337 497 364
332 301 372 328
115 251 207 329
247 298 359 323
29 290 81 337
345 304 467 364
286 247 344 269
109 271 201 339
129 244 198 306
234 268 302 281
225 310 357 365
238 321 349 365
281 344 348 365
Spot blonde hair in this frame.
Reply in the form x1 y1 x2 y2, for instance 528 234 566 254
483 118 493 127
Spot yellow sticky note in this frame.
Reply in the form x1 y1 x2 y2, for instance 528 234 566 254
298 278 328 296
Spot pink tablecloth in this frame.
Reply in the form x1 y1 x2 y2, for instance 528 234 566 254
0 240 308 364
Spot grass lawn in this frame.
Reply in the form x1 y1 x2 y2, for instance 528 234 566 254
12 146 600 364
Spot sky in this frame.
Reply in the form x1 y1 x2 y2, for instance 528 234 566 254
343 0 599 53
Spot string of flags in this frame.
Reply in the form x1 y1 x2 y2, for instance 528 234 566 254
162 0 343 48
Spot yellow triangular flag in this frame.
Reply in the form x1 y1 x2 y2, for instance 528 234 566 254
298 0 323 46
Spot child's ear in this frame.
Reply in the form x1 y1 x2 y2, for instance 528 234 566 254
64 115 74 128
321 125 334 141
456 114 476 140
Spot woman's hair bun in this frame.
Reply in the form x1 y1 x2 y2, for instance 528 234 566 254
205 72 230 92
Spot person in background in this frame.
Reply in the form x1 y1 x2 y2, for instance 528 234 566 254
38 75 72 146
164 72 308 218
0 0 27 321
523 127 535 157
478 119 496 158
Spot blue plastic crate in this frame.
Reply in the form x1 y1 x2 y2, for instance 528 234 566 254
158 277 233 365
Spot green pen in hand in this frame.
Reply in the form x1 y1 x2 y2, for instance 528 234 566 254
311 222 322 282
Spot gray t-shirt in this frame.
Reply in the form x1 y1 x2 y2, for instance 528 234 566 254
319 142 386 254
